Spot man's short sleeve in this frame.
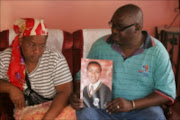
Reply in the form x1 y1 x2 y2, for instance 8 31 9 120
153 42 176 102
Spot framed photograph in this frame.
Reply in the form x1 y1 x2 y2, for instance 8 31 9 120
80 58 113 108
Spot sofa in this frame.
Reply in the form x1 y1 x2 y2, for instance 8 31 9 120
0 29 74 119
0 28 179 119
0 28 112 119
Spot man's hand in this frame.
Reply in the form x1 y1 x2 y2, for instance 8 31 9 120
70 93 83 110
9 86 25 109
106 97 133 114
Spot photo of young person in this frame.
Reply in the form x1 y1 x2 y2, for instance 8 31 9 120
80 59 113 109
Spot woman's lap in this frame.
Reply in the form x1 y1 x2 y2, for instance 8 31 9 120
14 101 76 120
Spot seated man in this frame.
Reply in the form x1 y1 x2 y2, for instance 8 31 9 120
0 18 75 119
70 4 176 120
83 61 112 108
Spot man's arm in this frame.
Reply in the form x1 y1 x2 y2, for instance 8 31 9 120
0 79 25 109
42 81 73 119
132 92 170 110
106 92 170 113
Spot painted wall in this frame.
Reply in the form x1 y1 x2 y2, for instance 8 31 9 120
0 0 179 36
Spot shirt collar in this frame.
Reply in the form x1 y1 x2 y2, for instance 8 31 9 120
106 31 154 58
143 31 154 49
89 80 101 91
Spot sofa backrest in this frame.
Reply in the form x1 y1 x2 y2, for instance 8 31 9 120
72 29 111 76
0 30 9 51
1 28 112 77
7 29 71 52
0 29 73 73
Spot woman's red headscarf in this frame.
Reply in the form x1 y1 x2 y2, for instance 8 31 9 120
7 18 48 90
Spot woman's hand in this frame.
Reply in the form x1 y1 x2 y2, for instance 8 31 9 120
9 86 25 109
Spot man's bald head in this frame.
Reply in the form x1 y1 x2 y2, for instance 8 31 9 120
111 4 143 28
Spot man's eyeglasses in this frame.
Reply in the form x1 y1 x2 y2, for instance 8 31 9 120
108 21 138 31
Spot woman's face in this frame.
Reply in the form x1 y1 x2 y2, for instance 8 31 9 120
20 35 47 64
87 63 102 84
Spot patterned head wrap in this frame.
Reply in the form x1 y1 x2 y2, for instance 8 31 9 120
7 18 48 90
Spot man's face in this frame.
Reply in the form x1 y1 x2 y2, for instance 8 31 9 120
20 35 47 63
87 63 102 84
110 14 138 47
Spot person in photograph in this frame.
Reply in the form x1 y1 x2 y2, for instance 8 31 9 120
83 61 112 108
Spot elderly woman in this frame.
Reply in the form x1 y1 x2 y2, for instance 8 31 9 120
0 18 75 119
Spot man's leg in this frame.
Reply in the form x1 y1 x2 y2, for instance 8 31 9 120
76 108 120 120
76 106 166 120
122 106 166 120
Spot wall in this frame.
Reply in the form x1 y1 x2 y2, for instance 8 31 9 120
0 0 179 36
